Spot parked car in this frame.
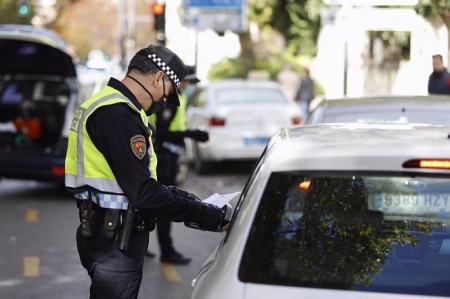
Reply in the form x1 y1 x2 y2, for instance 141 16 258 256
191 122 450 299
306 95 450 125
185 79 304 173
0 25 113 184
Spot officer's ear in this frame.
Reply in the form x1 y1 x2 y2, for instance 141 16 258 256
155 71 165 82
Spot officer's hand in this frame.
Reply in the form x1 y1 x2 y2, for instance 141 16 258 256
194 202 225 232
185 202 233 232
187 130 209 142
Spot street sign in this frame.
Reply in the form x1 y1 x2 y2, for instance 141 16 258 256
323 0 418 5
182 0 247 32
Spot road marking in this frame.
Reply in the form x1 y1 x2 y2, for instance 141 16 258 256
160 262 181 281
24 256 39 277
26 209 38 223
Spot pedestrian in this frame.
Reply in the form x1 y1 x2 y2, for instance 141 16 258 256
276 62 301 101
65 44 229 299
145 66 208 264
428 54 450 95
295 67 316 118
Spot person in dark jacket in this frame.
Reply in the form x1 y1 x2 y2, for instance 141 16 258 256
65 45 228 299
145 66 207 264
428 54 450 95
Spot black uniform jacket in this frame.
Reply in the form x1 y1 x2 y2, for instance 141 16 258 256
154 101 189 150
77 78 202 222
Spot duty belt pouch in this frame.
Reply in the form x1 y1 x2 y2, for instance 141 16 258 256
78 198 98 238
134 213 156 232
103 209 120 242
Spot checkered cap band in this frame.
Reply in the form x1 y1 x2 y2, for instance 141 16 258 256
148 53 181 88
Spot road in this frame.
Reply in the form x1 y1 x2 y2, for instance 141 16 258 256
0 161 254 299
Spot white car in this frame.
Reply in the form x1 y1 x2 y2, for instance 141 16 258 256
192 122 450 299
185 79 304 173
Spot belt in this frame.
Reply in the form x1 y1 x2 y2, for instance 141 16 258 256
74 190 129 210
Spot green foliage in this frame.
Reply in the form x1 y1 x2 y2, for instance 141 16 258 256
0 0 33 25
248 0 323 56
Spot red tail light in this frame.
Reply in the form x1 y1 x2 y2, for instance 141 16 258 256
52 166 65 176
292 116 302 125
208 117 225 126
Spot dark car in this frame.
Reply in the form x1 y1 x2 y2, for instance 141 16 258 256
306 95 450 125
0 24 79 183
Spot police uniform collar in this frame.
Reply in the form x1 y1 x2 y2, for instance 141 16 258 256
107 77 143 111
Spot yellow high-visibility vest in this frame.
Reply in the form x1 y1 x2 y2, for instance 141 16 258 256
65 86 157 196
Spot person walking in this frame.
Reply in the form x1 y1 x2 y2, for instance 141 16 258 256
145 66 207 264
296 67 316 118
65 44 228 299
428 54 450 95
276 62 301 101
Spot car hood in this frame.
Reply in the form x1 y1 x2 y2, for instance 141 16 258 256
0 25 76 77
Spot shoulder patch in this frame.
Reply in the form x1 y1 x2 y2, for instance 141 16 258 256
130 135 147 160
162 109 173 121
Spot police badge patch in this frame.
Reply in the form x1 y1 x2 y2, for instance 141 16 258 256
130 135 146 159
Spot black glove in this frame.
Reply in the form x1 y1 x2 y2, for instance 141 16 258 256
186 202 226 232
186 130 209 142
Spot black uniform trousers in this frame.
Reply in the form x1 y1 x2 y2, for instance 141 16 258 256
155 149 179 253
76 210 150 299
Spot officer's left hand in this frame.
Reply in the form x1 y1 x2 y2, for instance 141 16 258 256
187 130 209 142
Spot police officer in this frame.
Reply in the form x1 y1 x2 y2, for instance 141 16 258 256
65 45 229 299
146 66 206 264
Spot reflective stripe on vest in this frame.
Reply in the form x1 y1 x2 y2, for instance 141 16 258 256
65 87 157 209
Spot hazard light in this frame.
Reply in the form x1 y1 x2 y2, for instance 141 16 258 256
299 180 311 191
403 159 450 169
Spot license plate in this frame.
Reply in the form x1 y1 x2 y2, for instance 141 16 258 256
374 193 450 214
244 137 269 145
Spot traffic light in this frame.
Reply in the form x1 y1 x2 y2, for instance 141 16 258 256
17 0 30 17
152 1 166 46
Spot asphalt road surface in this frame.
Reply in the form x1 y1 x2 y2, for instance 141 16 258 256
0 161 254 299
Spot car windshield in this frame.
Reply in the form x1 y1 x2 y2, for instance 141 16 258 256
322 106 450 125
214 87 288 105
239 173 450 297
0 80 70 106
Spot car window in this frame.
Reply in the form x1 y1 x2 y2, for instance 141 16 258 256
0 80 70 105
239 172 450 297
214 87 288 105
323 107 450 125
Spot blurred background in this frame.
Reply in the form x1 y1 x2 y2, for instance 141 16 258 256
2 0 450 98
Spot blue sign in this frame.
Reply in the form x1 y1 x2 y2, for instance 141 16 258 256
184 0 243 8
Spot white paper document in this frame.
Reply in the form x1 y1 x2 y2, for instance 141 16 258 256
203 191 241 208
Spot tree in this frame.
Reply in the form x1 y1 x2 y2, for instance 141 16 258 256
47 0 120 62
416 0 450 68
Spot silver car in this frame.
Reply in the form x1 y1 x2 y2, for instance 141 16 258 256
192 122 450 299
185 79 304 173
307 95 450 125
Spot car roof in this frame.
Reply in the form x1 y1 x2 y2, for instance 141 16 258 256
0 24 76 77
319 95 450 108
266 123 450 172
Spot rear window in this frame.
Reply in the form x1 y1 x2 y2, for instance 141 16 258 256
0 80 70 105
239 173 450 297
214 87 288 105
322 106 450 125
